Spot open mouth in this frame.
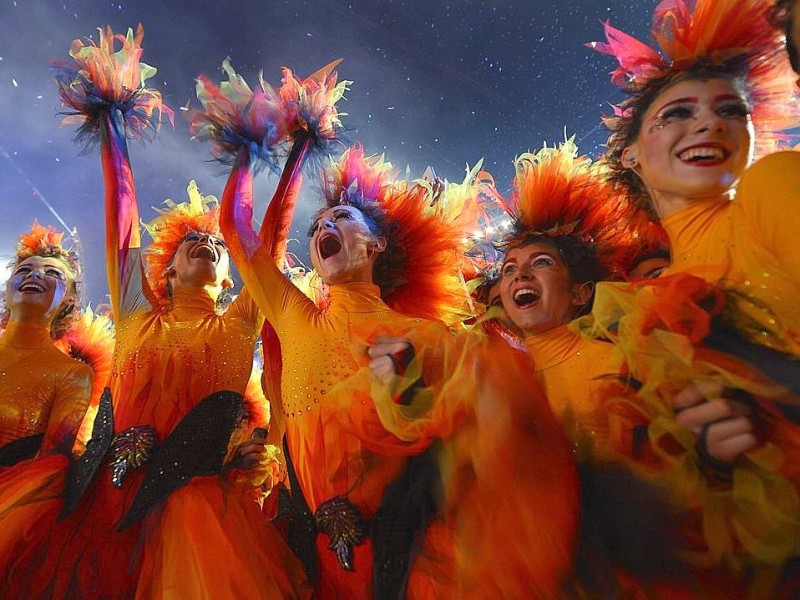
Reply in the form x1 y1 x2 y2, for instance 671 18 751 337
19 281 46 293
677 146 727 164
318 234 342 260
191 243 218 262
513 288 540 307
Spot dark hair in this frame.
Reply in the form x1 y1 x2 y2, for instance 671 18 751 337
502 235 607 319
602 66 750 217
772 0 800 73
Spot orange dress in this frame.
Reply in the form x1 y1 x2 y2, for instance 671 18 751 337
0 321 92 592
364 328 580 599
525 325 619 452
661 151 800 356
234 237 446 598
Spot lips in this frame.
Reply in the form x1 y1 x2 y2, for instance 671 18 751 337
318 233 342 260
677 144 728 165
513 287 540 307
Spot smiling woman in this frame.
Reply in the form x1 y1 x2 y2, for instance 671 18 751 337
594 0 800 357
0 222 91 463
0 26 310 600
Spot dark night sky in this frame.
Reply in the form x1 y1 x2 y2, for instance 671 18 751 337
0 0 648 305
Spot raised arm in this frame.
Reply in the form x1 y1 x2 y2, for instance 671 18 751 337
99 108 146 320
53 26 170 320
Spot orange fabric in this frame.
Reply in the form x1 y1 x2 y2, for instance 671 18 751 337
0 321 92 452
363 331 580 598
233 238 446 597
1 286 309 600
661 151 800 356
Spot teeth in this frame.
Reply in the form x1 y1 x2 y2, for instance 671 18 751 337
679 146 725 161
19 282 45 292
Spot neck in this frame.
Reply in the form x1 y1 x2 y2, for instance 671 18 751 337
650 188 732 220
170 282 222 303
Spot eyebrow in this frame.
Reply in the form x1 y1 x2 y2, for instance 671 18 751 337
650 96 698 119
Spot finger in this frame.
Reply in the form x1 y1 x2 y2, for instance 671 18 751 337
707 432 759 462
367 341 411 359
704 417 754 447
672 380 724 410
675 398 751 430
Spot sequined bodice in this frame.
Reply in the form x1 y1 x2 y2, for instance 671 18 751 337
109 288 259 434
0 321 92 450
662 195 800 355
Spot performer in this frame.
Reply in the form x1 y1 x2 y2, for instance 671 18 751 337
592 0 800 357
0 26 310 599
214 113 472 597
0 222 91 466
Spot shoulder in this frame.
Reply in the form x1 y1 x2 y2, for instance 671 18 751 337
737 151 800 203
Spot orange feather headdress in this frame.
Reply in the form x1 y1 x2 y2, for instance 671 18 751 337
319 144 473 324
590 0 799 200
497 138 654 281
14 220 81 276
143 181 222 301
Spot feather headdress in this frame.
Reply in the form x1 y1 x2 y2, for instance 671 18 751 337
143 180 222 301
319 144 472 324
52 24 173 145
590 0 798 198
498 138 652 280
14 220 81 276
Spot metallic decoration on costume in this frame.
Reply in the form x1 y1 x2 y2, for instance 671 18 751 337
314 496 367 571
108 425 157 488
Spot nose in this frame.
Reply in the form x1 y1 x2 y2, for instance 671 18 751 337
693 107 726 134
514 264 533 280
25 269 44 280
322 218 336 231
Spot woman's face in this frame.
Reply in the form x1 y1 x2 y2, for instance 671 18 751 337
169 231 231 292
623 78 754 209
498 242 590 337
309 205 385 286
5 255 74 322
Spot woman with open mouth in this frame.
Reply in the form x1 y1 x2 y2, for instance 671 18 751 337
216 120 483 596
593 0 800 359
0 222 91 470
0 26 310 600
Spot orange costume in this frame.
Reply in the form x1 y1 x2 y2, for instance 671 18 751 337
0 321 92 462
525 325 619 450
661 151 800 356
0 27 309 600
218 138 467 598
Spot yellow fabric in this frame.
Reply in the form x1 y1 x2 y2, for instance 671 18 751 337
0 321 92 452
237 242 445 515
579 280 800 569
661 151 800 355
525 325 621 451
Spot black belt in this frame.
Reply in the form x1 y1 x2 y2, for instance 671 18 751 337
60 388 244 530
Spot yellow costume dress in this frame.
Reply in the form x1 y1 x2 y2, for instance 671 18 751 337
661 151 800 356
0 321 92 459
0 321 92 595
234 238 446 598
